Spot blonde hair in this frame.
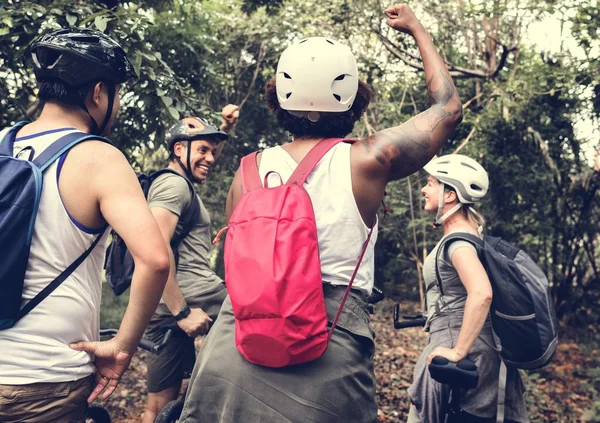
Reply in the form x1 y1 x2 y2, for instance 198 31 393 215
445 185 486 233
465 205 486 231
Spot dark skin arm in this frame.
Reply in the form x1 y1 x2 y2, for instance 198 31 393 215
351 3 463 224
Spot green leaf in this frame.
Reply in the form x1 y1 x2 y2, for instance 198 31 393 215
132 53 142 77
141 52 156 62
66 14 77 27
2 17 13 28
167 106 179 120
94 16 109 32
0 27 9 36
160 95 173 107
148 67 156 81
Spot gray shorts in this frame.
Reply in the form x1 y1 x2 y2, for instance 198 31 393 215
145 282 227 393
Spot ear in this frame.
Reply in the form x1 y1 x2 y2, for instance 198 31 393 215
444 189 457 204
91 81 104 107
173 141 186 159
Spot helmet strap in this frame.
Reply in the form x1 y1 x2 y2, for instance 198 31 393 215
97 83 116 136
433 183 462 227
78 82 115 136
174 141 203 184
79 102 99 135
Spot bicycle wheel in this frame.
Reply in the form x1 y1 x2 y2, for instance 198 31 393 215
154 399 184 423
86 405 111 423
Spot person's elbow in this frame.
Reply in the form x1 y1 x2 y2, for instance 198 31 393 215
476 287 493 307
447 97 463 126
135 245 170 282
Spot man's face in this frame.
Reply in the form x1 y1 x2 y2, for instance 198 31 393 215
176 138 218 182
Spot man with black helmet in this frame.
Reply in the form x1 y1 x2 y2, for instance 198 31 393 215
141 107 239 423
0 28 170 422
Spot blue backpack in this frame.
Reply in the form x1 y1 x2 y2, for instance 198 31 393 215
0 122 106 330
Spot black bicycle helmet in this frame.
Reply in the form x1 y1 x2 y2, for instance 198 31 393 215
30 28 136 85
30 28 137 135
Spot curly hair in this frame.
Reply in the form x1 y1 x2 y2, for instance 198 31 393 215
265 77 372 138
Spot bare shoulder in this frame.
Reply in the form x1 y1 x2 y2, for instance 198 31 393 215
67 139 129 169
62 139 140 199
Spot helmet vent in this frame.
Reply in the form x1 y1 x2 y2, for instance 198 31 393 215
283 72 292 79
470 184 483 191
333 94 341 102
299 39 308 44
334 74 345 81
461 162 477 171
325 39 334 45
286 92 292 99
71 35 100 43
438 170 449 174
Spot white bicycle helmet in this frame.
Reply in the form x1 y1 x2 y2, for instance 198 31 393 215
423 154 489 226
275 37 358 117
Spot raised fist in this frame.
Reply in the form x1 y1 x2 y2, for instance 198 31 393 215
221 104 240 127
385 3 420 35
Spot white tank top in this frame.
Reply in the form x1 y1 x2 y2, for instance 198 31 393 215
0 127 109 384
258 142 378 295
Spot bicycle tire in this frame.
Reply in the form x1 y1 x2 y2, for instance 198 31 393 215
86 405 111 423
154 399 184 423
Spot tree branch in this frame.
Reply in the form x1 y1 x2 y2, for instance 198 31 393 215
237 41 267 111
372 26 516 80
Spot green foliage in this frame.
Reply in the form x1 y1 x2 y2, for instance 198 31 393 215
100 281 129 329
1 0 598 322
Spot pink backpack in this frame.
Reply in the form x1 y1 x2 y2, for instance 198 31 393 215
216 138 374 368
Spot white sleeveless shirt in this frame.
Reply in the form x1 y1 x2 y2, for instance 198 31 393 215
0 127 109 384
258 142 378 295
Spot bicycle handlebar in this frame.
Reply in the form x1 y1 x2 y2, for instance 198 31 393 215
393 303 426 329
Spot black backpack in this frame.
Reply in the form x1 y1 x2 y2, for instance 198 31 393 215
435 232 558 370
105 169 199 296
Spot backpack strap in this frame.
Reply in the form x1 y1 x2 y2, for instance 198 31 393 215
0 121 29 157
434 232 483 297
327 220 375 341
287 138 351 185
240 152 262 193
16 233 104 324
33 132 110 171
149 168 199 252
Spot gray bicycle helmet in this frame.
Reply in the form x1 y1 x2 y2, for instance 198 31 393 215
166 117 228 183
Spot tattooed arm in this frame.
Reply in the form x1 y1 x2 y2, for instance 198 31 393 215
353 4 462 185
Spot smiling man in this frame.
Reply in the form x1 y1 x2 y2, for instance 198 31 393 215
141 107 239 423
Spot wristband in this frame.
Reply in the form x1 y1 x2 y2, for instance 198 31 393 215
174 303 191 321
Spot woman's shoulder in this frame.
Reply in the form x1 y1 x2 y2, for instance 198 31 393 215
439 231 479 264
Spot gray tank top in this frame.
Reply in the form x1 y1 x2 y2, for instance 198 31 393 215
422 233 477 329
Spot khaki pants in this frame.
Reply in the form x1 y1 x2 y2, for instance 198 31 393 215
0 375 92 423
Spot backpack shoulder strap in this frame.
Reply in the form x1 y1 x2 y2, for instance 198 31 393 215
434 232 483 296
240 152 262 193
32 132 111 171
16 232 104 324
0 121 29 157
287 138 350 185
150 168 198 247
